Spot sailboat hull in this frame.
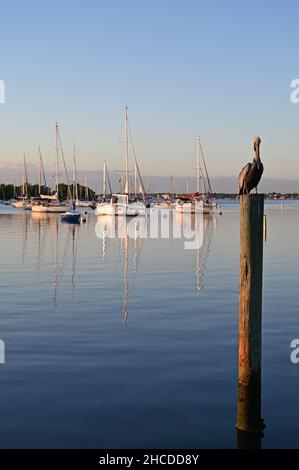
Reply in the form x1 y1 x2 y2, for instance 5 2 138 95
95 201 146 216
176 203 212 215
60 211 81 223
12 201 30 209
95 204 130 216
32 205 67 213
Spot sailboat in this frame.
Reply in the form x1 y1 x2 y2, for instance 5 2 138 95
32 123 68 213
176 137 216 215
95 106 146 216
95 160 112 214
12 155 31 209
77 176 92 207
60 141 81 223
126 158 147 215
60 203 81 223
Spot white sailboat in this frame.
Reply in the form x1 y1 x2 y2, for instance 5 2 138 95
95 160 112 214
126 158 147 215
96 106 146 216
60 144 81 222
176 137 216 215
32 123 67 213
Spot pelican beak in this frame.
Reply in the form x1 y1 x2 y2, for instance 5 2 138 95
253 136 261 159
255 142 260 160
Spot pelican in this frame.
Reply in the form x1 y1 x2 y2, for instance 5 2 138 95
238 136 264 195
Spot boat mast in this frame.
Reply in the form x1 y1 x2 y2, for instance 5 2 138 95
73 143 78 202
103 160 106 199
85 176 88 200
55 122 59 198
21 175 25 198
56 122 72 202
23 153 28 198
199 139 213 196
196 137 200 194
134 157 146 199
134 160 137 198
38 148 42 195
38 147 48 194
124 106 129 195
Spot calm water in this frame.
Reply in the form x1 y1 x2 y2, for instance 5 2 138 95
0 201 298 449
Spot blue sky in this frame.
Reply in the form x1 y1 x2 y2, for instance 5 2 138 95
1 0 299 187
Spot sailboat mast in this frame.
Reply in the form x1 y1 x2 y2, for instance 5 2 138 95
196 137 200 194
56 122 72 202
85 176 88 200
199 139 213 196
72 144 76 200
38 147 42 194
23 153 28 198
73 143 78 202
134 158 146 199
103 160 106 199
55 122 59 198
134 160 137 198
124 106 129 194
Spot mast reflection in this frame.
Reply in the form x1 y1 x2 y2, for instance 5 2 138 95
96 211 216 323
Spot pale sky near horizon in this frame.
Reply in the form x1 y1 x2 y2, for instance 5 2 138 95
1 0 299 183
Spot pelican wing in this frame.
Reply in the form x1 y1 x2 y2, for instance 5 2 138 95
238 162 252 195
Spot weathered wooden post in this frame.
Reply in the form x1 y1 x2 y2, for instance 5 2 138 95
236 194 265 434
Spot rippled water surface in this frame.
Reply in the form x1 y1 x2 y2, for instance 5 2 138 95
0 201 298 448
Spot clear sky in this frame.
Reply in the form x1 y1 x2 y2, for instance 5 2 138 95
1 0 299 186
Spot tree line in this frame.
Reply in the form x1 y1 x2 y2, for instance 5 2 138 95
0 183 97 201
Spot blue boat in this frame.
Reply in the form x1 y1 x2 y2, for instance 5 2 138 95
60 204 81 223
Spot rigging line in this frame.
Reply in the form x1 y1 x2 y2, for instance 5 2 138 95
39 147 48 188
198 139 213 195
127 122 146 196
54 223 72 306
105 162 113 195
190 140 197 183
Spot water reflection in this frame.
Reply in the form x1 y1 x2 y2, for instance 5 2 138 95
21 212 30 263
30 213 80 306
15 211 216 317
237 429 262 449
96 213 216 323
195 216 216 295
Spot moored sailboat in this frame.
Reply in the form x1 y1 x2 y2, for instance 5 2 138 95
96 106 146 216
12 156 31 209
176 137 216 215
32 123 68 213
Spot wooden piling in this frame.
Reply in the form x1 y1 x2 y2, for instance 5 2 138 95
263 214 267 242
236 194 265 433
